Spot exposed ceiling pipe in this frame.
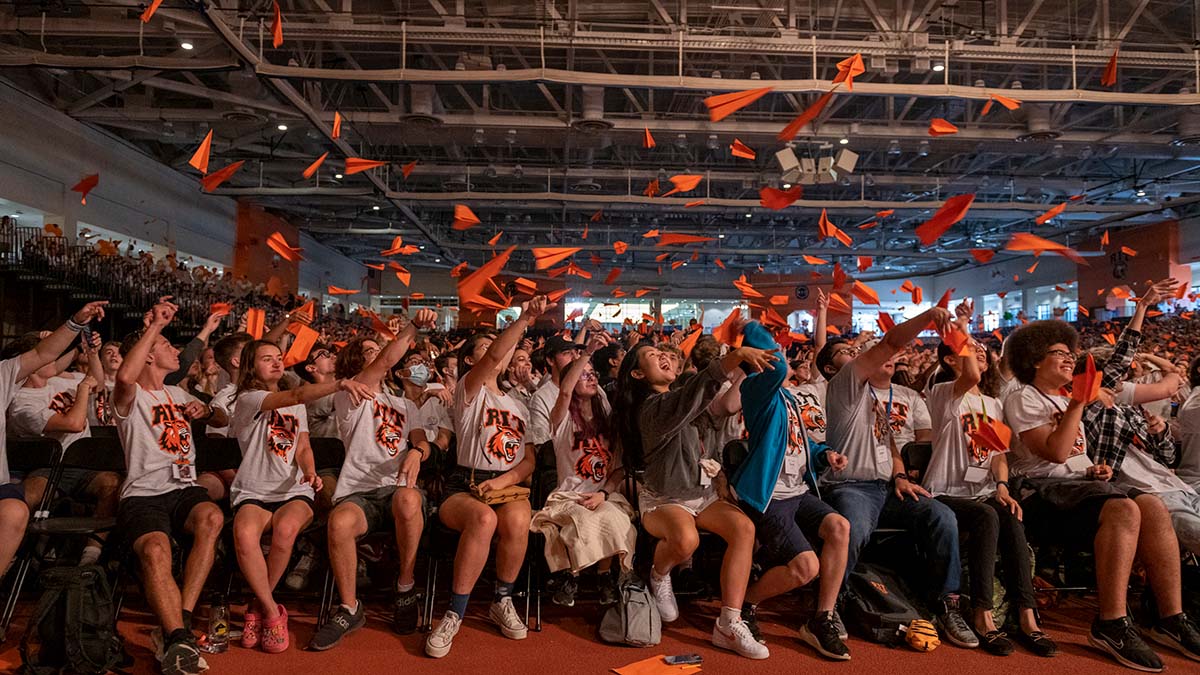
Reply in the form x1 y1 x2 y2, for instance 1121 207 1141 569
196 4 456 262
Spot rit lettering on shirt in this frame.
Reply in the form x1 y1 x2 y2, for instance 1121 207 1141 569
958 411 994 463
483 408 526 464
372 400 408 457
266 411 299 459
572 432 610 483
150 402 193 460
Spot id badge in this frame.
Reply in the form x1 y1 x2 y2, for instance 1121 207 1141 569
1065 453 1093 473
874 444 892 466
699 465 712 487
172 463 196 483
397 475 408 488
784 454 802 474
964 466 990 484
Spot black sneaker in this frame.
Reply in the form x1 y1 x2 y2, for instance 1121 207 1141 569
798 611 851 661
979 630 1015 656
831 607 848 640
393 588 421 635
1016 630 1059 658
598 574 619 607
308 601 366 651
1088 616 1163 672
553 576 578 607
161 634 203 675
1149 612 1200 662
741 604 765 645
936 596 980 648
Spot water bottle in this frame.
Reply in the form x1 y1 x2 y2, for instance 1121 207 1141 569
202 594 229 653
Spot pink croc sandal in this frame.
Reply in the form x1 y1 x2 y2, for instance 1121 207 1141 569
240 605 261 649
261 605 290 654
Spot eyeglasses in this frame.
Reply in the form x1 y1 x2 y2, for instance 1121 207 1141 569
579 371 598 381
312 350 332 360
832 346 859 358
1045 349 1077 362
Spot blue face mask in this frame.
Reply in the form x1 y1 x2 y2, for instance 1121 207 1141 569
406 363 430 387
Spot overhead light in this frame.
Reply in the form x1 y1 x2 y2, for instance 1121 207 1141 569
419 245 426 250
918 140 930 157
838 137 849 145
372 205 380 211
933 63 945 72
745 213 752 219
180 41 194 50
277 124 288 131
782 183 792 189
718 233 726 239
435 258 441 262
1135 188 1147 197
334 173 343 179
682 262 688 267
887 140 902 156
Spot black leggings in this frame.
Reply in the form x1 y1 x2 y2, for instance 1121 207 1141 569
937 496 1037 611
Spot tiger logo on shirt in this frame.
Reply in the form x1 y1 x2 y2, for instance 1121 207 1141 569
884 402 911 435
373 401 407 457
267 411 298 460
151 404 192 458
958 411 992 463
1051 411 1087 456
48 391 75 416
483 408 526 464
572 433 610 483
94 389 112 425
783 397 806 455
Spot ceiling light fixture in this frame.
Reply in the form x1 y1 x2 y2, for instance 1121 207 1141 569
372 205 380 211
839 137 849 145
277 124 288 131
745 213 753 219
180 41 194 50
932 63 945 72
718 233 727 239
782 183 792 189
334 173 343 179
1135 188 1147 197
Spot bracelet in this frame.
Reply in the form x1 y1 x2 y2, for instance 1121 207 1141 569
996 480 1009 489
66 319 86 333
599 489 609 498
893 472 909 483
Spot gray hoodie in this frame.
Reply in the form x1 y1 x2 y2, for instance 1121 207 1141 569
638 359 729 500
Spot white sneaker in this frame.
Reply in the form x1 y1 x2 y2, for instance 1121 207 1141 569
285 550 315 591
425 611 463 659
713 618 771 660
649 573 679 623
488 597 528 640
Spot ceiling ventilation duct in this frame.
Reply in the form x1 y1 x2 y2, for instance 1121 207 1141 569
1016 104 1060 142
572 86 613 132
571 149 603 192
1171 96 1200 146
220 68 268 122
443 174 472 191
402 84 442 127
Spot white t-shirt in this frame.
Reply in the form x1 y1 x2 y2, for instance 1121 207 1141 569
453 385 528 472
305 392 339 439
870 384 931 449
8 376 92 453
0 357 27 484
823 365 894 484
415 396 451 442
550 399 615 493
1003 384 1088 479
229 390 312 506
526 379 559 447
789 382 827 445
771 393 811 500
924 382 1003 498
207 383 236 437
333 389 420 500
1178 388 1200 487
114 385 200 499
1113 443 1195 495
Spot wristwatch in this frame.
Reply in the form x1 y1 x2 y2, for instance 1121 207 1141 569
892 472 909 483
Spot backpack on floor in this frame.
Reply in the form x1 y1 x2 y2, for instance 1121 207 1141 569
20 564 124 675
842 563 922 646
599 575 661 647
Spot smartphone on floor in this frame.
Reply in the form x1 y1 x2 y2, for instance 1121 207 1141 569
664 654 703 666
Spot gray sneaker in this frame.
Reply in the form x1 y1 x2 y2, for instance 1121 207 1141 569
936 596 981 648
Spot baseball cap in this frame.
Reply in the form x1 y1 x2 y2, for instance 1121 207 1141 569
544 335 583 356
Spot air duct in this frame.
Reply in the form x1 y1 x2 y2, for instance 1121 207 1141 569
1016 104 1061 142
403 84 442 127
572 86 613 132
1172 95 1200 146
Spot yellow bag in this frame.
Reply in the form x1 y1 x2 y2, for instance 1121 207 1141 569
901 619 940 652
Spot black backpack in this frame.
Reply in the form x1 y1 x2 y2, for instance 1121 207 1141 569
20 565 125 675
842 563 922 646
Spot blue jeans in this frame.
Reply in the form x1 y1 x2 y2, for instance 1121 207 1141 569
824 480 962 602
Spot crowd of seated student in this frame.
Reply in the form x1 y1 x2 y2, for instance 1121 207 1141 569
4 280 1200 675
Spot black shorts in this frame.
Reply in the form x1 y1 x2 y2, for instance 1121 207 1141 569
443 466 507 501
117 486 216 546
233 495 315 516
742 492 837 566
29 467 99 499
336 485 427 534
1016 477 1130 549
0 482 24 502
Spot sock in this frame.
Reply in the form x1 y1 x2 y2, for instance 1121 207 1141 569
449 592 470 618
396 581 415 594
718 606 741 629
182 609 193 629
166 628 192 647
494 580 515 602
340 600 359 615
79 545 102 566
650 567 669 583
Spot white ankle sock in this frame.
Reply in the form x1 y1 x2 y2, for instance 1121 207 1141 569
718 605 741 628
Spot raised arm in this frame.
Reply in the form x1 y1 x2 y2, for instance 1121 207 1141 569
113 297 175 416
854 307 952 382
356 309 438 387
17 301 108 382
1127 278 1178 334
550 333 609 429
738 320 787 412
463 295 553 399
814 288 830 352
951 302 983 398
45 376 98 434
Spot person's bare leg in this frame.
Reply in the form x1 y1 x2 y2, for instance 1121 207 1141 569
196 473 225 502
1094 498 1141 620
233 506 276 618
439 494 497 594
641 507 700 577
134 531 185 632
745 553 817 606
694 500 756 609
326 503 368 607
0 499 30 576
83 472 121 550
266 501 312 590
180 502 224 613
815 513 850 612
1133 494 1184 618
494 500 532 584
391 488 424 589
21 476 47 511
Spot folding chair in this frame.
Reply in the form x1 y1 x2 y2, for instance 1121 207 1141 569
0 437 62 635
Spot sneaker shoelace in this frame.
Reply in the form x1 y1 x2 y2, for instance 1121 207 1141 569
945 610 972 636
729 619 756 643
816 616 842 642
497 599 523 626
433 614 461 641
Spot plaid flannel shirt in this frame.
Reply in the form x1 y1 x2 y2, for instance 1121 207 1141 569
1083 327 1177 472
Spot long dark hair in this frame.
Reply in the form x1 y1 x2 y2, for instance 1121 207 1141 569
568 381 608 443
932 342 1002 397
610 343 655 473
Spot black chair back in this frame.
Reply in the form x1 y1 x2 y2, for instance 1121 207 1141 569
62 437 126 473
195 436 243 472
310 437 346 472
6 437 63 474
89 426 118 440
900 441 933 482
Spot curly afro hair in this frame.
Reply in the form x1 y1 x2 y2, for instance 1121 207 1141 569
1003 320 1078 385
